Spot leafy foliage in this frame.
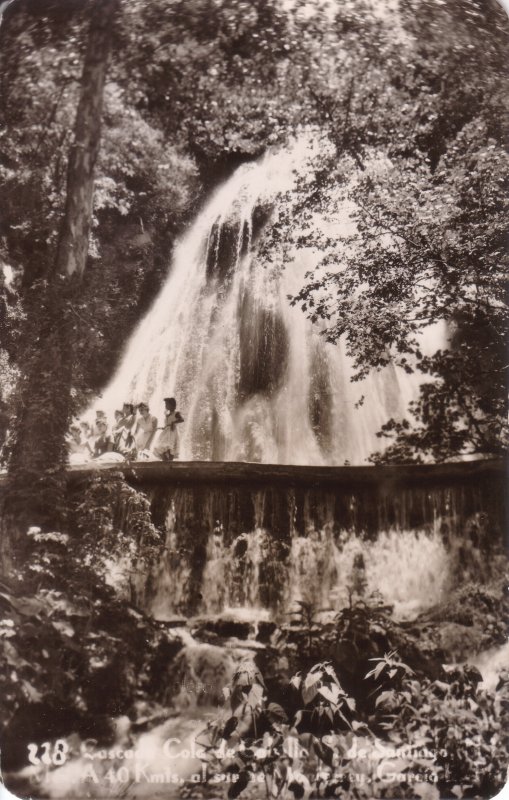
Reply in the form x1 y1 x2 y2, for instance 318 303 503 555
280 600 332 664
198 660 356 800
199 641 507 799
276 0 509 461
364 653 508 798
0 475 174 770
72 471 162 597
0 1 200 410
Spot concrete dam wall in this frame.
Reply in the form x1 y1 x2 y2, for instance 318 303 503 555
68 459 506 619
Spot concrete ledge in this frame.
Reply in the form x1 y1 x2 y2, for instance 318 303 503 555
66 457 506 489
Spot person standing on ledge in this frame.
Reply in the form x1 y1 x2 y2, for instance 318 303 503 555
114 402 136 455
154 397 184 461
134 402 158 454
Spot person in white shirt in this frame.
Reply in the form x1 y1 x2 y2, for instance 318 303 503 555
134 403 158 452
66 424 92 460
153 397 184 461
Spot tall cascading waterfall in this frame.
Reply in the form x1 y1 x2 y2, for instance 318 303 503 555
97 141 419 465
93 142 505 622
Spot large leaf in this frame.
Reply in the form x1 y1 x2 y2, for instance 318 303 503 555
2 641 32 670
227 770 250 799
21 679 43 702
375 690 396 708
304 671 322 689
52 620 75 638
318 684 340 705
246 683 264 710
302 671 322 704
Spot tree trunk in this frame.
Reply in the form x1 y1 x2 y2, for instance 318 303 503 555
3 0 118 542
55 0 118 278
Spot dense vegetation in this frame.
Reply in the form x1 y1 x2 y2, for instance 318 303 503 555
0 2 507 798
0 473 175 771
201 642 508 800
2 521 507 796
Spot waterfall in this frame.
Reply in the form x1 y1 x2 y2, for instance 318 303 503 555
142 471 503 621
152 521 450 621
88 137 503 621
97 140 421 465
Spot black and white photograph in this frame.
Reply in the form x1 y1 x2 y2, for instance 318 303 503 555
0 0 507 798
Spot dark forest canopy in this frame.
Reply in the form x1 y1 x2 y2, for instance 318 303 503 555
0 0 508 468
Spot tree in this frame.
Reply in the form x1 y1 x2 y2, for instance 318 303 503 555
279 0 509 461
0 0 309 417
115 0 311 174
4 0 119 532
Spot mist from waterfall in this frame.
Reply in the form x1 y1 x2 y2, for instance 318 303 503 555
98 139 424 465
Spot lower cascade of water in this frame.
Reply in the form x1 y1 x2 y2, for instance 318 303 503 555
143 479 501 621
12 469 505 799
152 526 450 620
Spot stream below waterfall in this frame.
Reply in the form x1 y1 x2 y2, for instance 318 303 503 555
10 613 508 800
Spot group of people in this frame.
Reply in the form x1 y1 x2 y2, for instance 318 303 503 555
67 397 184 463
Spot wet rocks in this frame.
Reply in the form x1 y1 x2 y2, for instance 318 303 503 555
192 616 253 642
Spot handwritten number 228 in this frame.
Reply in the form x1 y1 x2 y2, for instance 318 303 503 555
27 740 69 766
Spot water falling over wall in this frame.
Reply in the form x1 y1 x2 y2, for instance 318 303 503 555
101 460 505 621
